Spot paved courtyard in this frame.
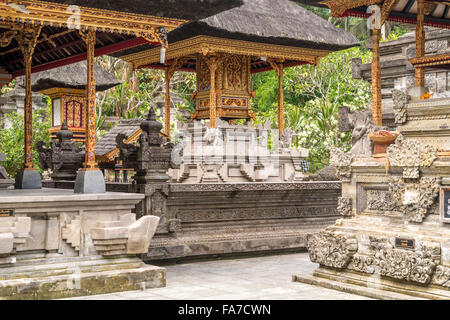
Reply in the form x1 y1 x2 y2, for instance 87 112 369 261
63 252 372 300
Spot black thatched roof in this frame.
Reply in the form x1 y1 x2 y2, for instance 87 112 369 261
166 0 358 51
294 0 450 28
96 119 142 157
43 0 243 21
29 61 121 92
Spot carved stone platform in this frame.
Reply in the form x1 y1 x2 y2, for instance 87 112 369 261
0 256 165 300
300 94 450 299
0 188 164 299
146 182 342 261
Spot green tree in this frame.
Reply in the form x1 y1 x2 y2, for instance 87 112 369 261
253 47 372 172
0 105 51 177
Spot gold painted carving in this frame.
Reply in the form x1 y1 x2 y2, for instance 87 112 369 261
16 25 42 170
80 29 97 170
121 36 330 69
321 0 382 17
268 59 285 137
0 0 184 43
164 58 184 136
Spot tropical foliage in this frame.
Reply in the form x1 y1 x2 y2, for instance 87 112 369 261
252 47 372 171
0 103 51 177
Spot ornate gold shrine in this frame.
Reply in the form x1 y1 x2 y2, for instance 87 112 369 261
40 88 86 142
192 53 256 121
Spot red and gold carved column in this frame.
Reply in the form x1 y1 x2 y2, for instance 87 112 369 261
268 60 285 137
164 59 183 136
164 67 171 136
371 28 382 127
80 30 97 170
17 26 42 170
205 56 221 128
415 0 425 87
277 65 284 137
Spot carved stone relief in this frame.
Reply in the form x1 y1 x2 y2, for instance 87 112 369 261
337 197 352 217
387 134 437 179
391 89 409 125
348 237 441 285
330 147 354 180
388 176 441 223
366 190 398 212
307 229 358 269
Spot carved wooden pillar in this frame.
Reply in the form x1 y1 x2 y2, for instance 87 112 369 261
164 67 171 137
17 26 42 170
415 0 425 88
163 59 183 137
371 28 382 127
80 30 97 170
75 29 105 194
269 60 285 137
207 57 220 128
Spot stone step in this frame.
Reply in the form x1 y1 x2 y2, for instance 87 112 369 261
0 263 166 300
0 256 145 280
293 273 425 300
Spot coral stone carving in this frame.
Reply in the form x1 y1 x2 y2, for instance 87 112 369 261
307 229 358 269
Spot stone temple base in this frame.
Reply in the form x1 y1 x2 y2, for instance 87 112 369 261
293 267 450 300
0 256 165 300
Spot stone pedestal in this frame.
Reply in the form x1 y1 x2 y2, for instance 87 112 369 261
74 170 106 194
14 169 42 190
0 189 163 299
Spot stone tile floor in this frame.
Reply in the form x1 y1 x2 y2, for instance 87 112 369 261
62 252 372 300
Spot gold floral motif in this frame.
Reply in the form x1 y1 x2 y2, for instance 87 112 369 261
222 98 247 107
0 0 184 43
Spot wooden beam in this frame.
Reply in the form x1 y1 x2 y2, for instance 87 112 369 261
11 37 153 77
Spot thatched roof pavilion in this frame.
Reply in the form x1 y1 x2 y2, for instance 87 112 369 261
29 61 121 92
0 0 243 191
117 0 358 137
43 0 244 21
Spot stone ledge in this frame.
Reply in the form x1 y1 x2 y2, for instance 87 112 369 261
0 259 165 300
169 181 342 193
293 267 450 300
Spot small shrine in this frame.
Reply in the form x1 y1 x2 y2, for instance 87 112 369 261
293 0 450 300
31 61 121 142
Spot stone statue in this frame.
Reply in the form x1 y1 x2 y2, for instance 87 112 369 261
338 106 377 157
37 121 84 181
280 128 296 150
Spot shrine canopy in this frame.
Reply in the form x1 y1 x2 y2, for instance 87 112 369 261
116 0 359 73
0 0 244 81
295 0 450 29
114 0 358 136
29 61 121 92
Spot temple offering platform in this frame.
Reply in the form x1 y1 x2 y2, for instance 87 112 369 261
0 188 165 300
295 94 450 300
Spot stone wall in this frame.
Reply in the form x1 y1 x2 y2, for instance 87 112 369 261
146 181 341 261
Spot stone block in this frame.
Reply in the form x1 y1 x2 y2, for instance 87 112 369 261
0 233 13 255
14 169 42 190
90 227 128 240
74 170 106 194
127 216 160 254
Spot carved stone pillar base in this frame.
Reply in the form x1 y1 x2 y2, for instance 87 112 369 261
74 169 106 194
15 169 42 190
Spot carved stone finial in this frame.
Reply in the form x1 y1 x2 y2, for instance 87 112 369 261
392 89 410 125
387 134 437 179
56 120 74 142
141 108 163 146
